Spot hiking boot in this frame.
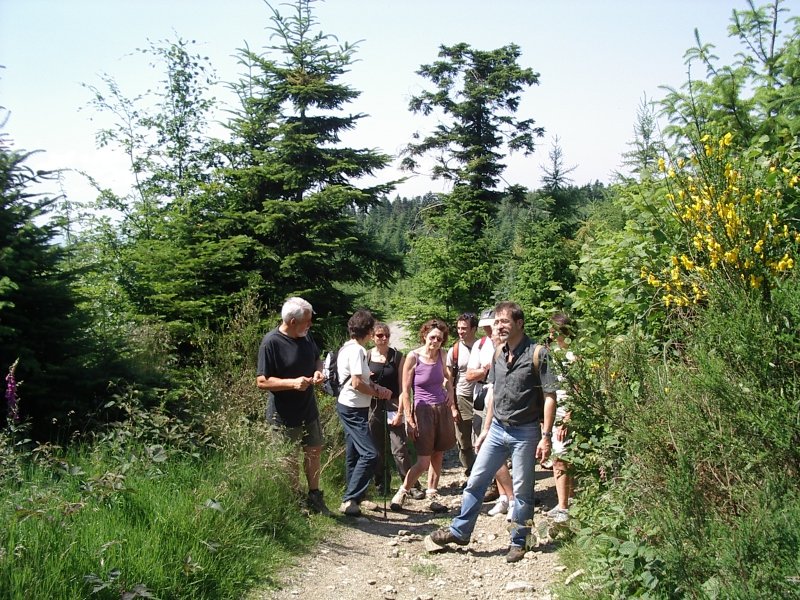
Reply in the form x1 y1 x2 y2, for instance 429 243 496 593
407 487 426 500
487 496 509 516
429 500 449 513
505 545 526 563
390 488 407 511
306 489 332 516
358 499 380 512
428 527 469 547
339 499 361 516
483 481 499 503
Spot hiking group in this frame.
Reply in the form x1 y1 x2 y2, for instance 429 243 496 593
256 297 575 563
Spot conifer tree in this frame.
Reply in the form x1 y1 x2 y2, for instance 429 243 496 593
219 0 400 316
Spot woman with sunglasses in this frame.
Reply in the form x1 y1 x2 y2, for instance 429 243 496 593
367 323 424 498
390 318 458 512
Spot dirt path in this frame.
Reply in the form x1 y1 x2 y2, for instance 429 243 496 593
254 449 565 600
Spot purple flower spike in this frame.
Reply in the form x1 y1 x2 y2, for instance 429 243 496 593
6 359 19 423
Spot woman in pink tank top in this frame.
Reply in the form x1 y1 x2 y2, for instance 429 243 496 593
390 319 458 512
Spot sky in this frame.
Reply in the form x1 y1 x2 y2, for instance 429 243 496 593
1 0 798 203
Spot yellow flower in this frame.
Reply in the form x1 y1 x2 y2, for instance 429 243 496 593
658 157 666 172
754 239 764 254
680 254 695 270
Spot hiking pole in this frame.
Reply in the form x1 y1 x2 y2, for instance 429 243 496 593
383 398 389 518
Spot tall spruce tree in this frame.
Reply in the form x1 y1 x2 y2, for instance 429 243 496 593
219 0 400 316
401 43 542 313
0 124 95 435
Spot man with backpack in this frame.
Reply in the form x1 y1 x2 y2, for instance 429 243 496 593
426 301 558 563
256 297 329 515
446 312 479 479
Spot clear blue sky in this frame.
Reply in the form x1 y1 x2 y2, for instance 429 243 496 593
1 0 797 202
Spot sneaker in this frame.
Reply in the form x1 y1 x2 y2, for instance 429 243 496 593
505 499 516 522
483 481 499 503
425 488 439 499
505 545 526 563
408 487 426 500
390 488 407 511
359 499 380 511
551 508 569 524
306 489 332 516
428 527 469 547
487 496 509 516
546 505 566 518
339 499 361 516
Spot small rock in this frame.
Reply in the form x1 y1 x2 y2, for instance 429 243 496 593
397 529 411 536
486 533 497 541
387 539 399 546
390 547 400 558
290 591 300 596
505 580 535 592
367 579 377 585
565 569 585 585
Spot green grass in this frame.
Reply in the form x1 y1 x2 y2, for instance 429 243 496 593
0 437 333 599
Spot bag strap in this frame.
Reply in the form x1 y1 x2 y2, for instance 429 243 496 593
532 343 544 374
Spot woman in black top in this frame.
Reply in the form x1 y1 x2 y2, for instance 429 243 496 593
367 322 423 498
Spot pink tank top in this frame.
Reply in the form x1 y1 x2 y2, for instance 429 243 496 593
413 351 447 406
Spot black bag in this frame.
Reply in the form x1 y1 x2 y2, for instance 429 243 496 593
322 347 351 397
473 385 489 412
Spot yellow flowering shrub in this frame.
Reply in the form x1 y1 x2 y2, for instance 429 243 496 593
642 133 799 307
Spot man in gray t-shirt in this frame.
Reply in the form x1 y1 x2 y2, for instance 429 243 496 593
427 301 557 563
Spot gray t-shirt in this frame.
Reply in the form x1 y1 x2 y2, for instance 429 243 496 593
489 335 558 426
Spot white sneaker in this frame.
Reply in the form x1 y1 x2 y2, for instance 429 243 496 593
505 499 515 522
339 499 360 516
390 488 407 511
425 488 439 499
551 507 569 524
488 495 509 516
546 505 568 518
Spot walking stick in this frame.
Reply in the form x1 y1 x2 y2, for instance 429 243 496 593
383 398 389 518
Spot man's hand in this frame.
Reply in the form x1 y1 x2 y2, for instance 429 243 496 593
535 437 552 462
474 429 488 452
376 385 392 401
294 376 313 391
312 370 324 385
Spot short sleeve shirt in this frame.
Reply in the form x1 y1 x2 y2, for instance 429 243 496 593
337 340 372 408
257 328 320 427
446 340 475 398
467 336 494 400
489 335 558 426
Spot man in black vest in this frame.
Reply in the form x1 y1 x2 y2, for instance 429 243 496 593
427 301 557 563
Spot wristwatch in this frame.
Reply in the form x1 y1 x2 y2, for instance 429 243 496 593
542 431 553 439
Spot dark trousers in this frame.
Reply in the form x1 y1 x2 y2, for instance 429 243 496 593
368 399 412 487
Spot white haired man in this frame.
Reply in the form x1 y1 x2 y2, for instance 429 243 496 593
256 297 328 515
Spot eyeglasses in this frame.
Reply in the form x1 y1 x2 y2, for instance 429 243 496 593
375 333 388 338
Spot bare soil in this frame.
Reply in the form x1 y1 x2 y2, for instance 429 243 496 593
253 450 565 600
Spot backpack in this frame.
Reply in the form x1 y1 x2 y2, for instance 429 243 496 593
322 347 351 397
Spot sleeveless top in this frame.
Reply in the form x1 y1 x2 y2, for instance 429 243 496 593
412 350 447 406
368 348 402 409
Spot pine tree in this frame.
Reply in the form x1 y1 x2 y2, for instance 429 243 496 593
219 0 401 316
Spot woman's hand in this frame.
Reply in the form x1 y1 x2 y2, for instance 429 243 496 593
390 411 403 427
555 424 567 442
406 418 418 438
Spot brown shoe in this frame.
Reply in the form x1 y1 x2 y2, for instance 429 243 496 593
428 527 469 547
483 481 499 503
505 545 526 563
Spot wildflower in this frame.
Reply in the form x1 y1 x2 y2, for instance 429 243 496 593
5 359 19 423
658 157 666 172
754 239 764 254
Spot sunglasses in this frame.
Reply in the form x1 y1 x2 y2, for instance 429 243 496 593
375 333 389 338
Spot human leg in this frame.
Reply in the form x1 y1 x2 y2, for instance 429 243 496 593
336 404 378 503
454 394 476 474
449 419 509 541
427 451 444 491
388 422 412 480
367 400 387 487
507 423 540 548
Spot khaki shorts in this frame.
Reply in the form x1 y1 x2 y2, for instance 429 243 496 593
272 417 324 448
413 402 456 456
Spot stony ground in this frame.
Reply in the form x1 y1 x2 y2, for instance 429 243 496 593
253 449 567 600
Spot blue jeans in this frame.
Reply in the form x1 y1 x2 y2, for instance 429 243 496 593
337 404 378 503
450 417 540 548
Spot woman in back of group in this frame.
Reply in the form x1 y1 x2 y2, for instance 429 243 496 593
336 310 393 516
367 322 423 498
390 318 458 511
